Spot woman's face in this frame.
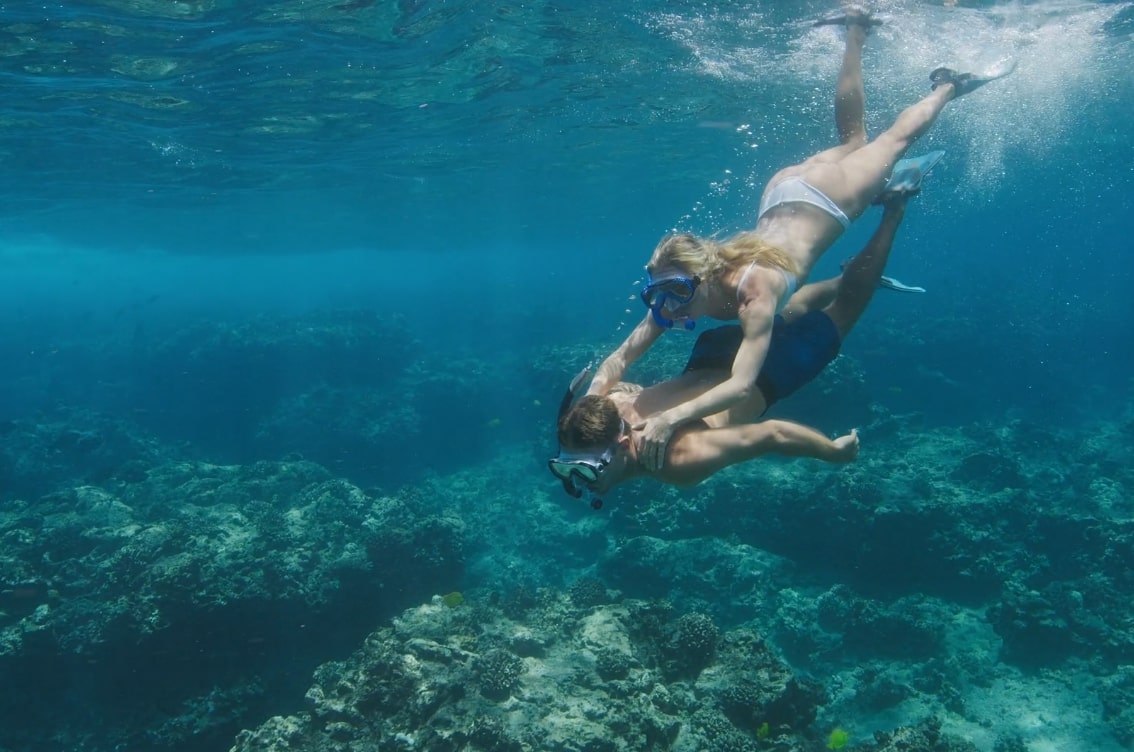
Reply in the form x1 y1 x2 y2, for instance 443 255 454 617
641 266 702 327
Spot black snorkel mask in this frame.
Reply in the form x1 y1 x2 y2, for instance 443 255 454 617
548 364 608 510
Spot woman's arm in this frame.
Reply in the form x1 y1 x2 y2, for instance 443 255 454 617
586 313 664 396
635 282 779 469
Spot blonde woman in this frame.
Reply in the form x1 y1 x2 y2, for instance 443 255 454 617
587 10 1010 470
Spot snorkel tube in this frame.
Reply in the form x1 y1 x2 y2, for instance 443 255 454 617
557 363 592 423
553 363 606 510
555 363 591 501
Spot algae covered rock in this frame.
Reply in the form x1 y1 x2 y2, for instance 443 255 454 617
0 460 464 752
231 591 821 752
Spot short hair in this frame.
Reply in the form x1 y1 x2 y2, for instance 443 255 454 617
558 395 622 448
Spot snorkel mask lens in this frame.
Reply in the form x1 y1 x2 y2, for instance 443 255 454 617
641 275 699 307
548 420 623 489
547 456 602 485
547 449 614 510
640 272 700 331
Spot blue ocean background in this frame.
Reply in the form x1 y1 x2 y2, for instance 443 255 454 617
1 1 1133 751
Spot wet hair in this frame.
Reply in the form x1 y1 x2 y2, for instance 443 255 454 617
647 231 798 281
558 395 622 449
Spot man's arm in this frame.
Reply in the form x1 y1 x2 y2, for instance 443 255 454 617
586 313 664 396
659 420 859 487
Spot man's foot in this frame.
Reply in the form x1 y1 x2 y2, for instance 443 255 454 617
930 58 1017 99
831 429 860 463
814 6 883 31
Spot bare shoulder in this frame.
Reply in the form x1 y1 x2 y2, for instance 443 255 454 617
732 268 786 330
662 421 717 463
608 388 644 426
609 381 643 397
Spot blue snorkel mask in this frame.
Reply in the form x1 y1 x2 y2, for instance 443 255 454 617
640 271 700 330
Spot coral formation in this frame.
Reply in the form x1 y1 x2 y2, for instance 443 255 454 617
2 311 1133 752
0 460 463 751
568 575 613 608
232 592 830 752
474 648 527 700
663 612 719 679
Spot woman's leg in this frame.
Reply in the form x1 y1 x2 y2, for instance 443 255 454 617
807 84 955 220
802 16 870 166
834 15 868 147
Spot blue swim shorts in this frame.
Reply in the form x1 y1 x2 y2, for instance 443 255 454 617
682 311 842 408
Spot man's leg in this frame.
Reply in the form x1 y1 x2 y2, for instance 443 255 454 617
779 277 840 322
665 421 859 485
822 195 909 339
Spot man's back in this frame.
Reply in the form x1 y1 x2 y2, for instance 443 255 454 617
612 368 769 432
604 374 852 489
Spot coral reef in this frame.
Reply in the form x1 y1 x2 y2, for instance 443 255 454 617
232 591 835 752
2 312 1133 751
0 460 463 751
0 408 170 503
568 576 614 608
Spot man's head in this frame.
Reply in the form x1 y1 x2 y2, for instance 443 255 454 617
557 394 621 448
550 395 632 497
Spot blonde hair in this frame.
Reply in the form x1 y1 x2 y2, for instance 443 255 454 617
647 231 798 281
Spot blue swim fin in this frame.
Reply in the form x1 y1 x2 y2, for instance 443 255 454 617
873 150 945 205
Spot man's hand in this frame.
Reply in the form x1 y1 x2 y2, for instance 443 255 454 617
831 429 860 463
633 413 677 471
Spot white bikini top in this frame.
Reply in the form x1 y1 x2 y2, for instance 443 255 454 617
736 260 798 313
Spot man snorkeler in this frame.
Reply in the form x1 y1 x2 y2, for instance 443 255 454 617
550 185 923 508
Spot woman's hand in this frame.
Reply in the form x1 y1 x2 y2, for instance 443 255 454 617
633 413 677 471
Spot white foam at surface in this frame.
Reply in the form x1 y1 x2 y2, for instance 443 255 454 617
645 0 1133 203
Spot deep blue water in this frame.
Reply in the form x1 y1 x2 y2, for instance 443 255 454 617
1 1 1133 749
2 0 1131 443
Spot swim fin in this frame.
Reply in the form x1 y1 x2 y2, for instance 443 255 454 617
814 6 883 30
930 57 1017 98
879 275 926 293
840 259 927 293
873 150 945 205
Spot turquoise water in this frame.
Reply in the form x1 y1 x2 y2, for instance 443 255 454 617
2 1 1133 750
3 0 1131 428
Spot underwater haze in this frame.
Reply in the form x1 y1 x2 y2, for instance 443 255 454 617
2 1 1134 751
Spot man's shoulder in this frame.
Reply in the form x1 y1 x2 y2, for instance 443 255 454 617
609 390 642 422
662 423 712 467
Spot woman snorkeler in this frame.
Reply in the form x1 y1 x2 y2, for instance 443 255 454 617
587 8 1012 470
